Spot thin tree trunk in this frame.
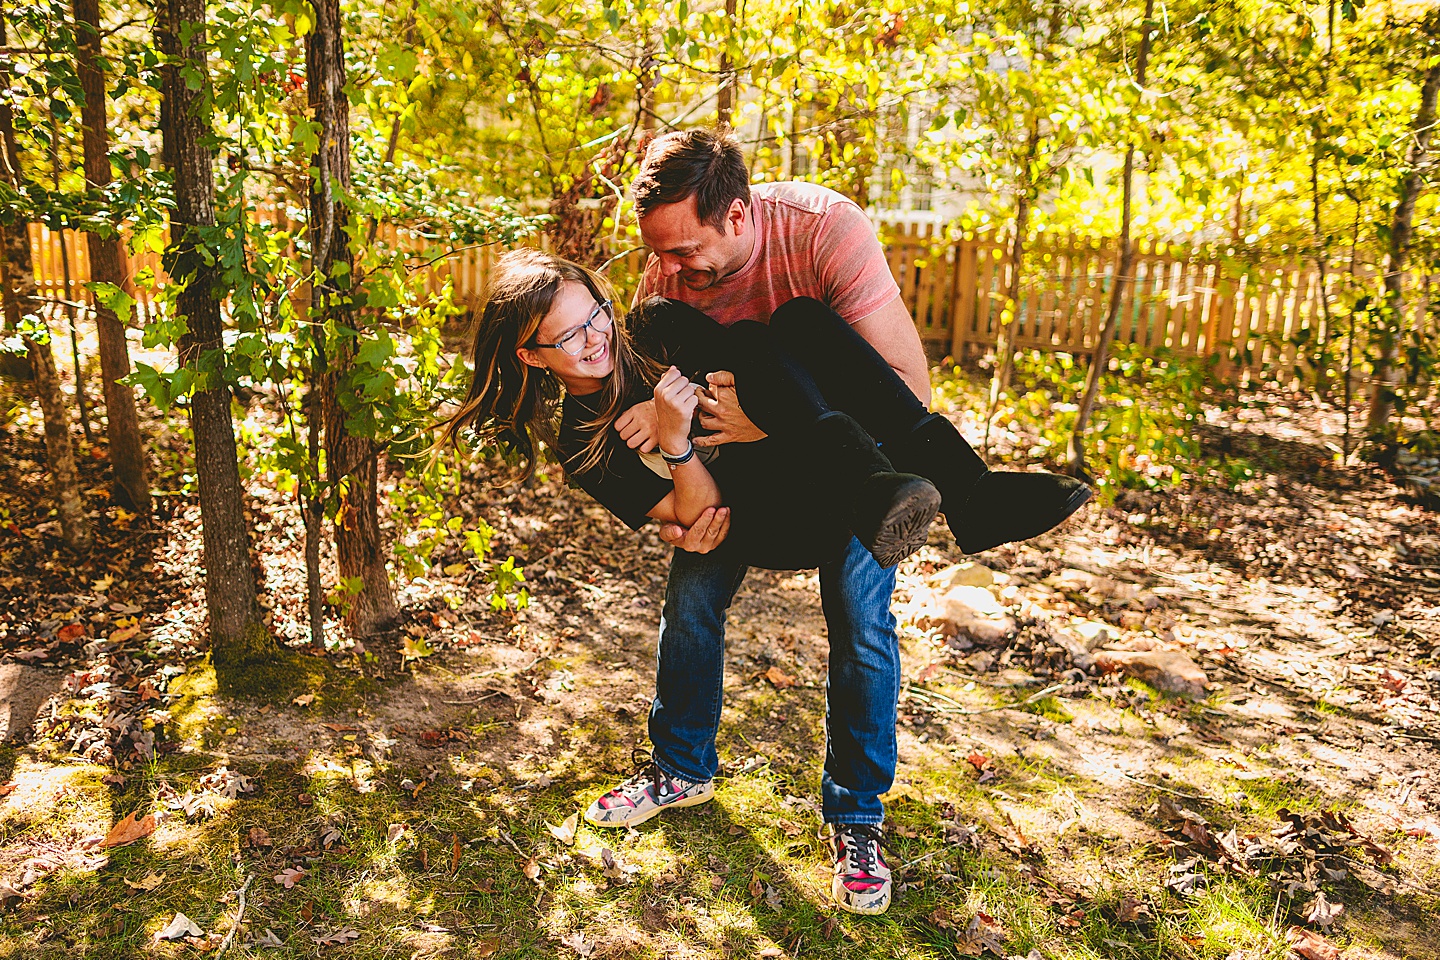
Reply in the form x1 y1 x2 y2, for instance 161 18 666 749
74 0 150 512
159 0 271 663
309 0 398 636
983 119 1038 454
716 0 738 126
1366 55 1440 437
1066 0 1154 476
0 16 91 553
55 215 93 443
0 248 92 552
1310 133 1334 398
49 112 90 443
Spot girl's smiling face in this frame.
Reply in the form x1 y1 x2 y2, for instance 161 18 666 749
516 280 615 394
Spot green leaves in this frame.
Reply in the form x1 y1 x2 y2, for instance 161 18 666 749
88 282 136 327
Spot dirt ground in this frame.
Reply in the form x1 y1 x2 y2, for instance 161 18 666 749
0 382 1438 958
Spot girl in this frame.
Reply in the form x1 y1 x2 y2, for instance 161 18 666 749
434 249 948 571
434 249 1090 568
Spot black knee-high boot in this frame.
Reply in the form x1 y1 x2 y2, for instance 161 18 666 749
884 413 1092 554
809 412 940 568
766 298 1092 554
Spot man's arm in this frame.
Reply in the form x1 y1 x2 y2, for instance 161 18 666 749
850 294 932 409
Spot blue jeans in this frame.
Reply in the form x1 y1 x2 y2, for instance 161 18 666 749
648 536 900 825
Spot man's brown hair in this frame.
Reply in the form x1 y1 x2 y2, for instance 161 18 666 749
632 128 750 232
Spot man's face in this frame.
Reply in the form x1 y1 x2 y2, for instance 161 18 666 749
638 195 749 291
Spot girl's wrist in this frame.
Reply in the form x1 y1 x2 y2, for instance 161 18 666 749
659 436 690 458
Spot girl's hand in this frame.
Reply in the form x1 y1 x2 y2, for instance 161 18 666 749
615 399 659 452
653 366 699 456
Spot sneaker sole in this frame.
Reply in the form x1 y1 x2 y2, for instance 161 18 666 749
957 482 1093 555
831 875 892 915
868 479 942 568
583 784 714 829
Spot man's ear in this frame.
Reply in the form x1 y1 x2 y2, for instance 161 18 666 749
516 345 547 370
726 198 748 236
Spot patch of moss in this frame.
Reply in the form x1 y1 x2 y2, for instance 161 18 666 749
1021 695 1075 724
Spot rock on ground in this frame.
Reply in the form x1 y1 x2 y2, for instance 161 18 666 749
924 584 1017 645
1093 650 1209 699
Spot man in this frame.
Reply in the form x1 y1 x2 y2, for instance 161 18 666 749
582 129 1087 916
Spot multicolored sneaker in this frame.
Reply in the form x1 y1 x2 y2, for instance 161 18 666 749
583 753 714 828
830 823 893 915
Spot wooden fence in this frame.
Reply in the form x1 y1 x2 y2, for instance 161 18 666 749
26 217 1435 383
885 222 1435 381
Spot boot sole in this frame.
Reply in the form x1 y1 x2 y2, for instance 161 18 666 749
957 482 1093 555
868 480 942 568
832 876 892 915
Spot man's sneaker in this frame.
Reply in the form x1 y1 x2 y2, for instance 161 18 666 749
583 753 714 828
830 824 893 915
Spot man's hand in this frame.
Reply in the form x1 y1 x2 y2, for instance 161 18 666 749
694 371 767 447
658 506 731 553
614 399 659 452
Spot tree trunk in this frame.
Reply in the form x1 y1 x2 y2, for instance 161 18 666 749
982 119 1037 455
0 247 93 553
716 0 737 126
1066 0 1154 477
1310 132 1334 398
74 0 151 513
0 16 92 553
159 0 271 663
1366 55 1440 437
309 0 398 636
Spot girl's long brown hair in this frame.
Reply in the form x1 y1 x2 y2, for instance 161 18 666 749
433 249 662 478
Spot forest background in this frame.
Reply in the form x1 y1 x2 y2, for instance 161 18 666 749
1 0 1440 956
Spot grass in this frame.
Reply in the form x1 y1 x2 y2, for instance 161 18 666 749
1 651 1437 958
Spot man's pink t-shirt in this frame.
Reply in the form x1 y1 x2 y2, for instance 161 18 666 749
637 181 900 326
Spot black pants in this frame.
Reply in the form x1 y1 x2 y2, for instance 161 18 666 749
628 296 927 442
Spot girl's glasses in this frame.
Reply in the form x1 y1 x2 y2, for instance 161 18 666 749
531 299 614 355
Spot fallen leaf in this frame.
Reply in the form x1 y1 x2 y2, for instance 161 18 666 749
523 857 541 883
547 812 579 846
1303 892 1344 930
560 930 595 957
123 872 165 892
292 694 315 707
1286 925 1340 960
58 623 86 642
247 827 272 848
154 912 203 941
600 848 624 881
1116 896 1149 922
274 867 307 889
0 783 14 798
966 752 991 772
313 927 361 946
761 666 797 689
109 624 142 643
450 834 462 875
758 948 783 958
250 929 285 948
386 823 407 843
475 938 501 956
102 811 155 848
